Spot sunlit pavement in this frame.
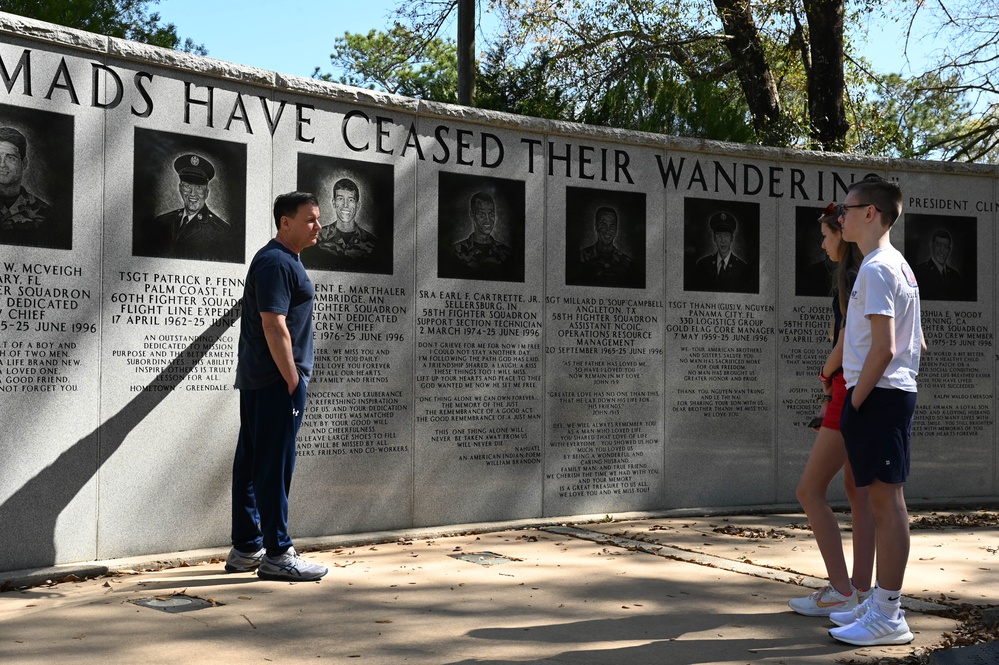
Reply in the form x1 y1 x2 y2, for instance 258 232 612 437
3 509 994 664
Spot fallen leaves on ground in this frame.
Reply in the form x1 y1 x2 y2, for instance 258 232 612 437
910 511 999 530
712 525 794 540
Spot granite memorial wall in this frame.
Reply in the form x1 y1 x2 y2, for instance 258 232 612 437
0 14 995 573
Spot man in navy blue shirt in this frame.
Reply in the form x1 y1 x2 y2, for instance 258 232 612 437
226 191 328 582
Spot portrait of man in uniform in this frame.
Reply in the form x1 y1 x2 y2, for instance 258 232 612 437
683 197 759 294
580 207 633 274
0 105 73 250
565 187 646 289
132 128 246 264
912 229 964 300
0 127 50 235
297 154 394 275
452 192 512 270
315 178 378 258
438 173 525 283
905 214 976 302
148 154 234 261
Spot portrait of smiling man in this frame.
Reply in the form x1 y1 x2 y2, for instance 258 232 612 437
0 126 52 242
315 177 378 259
149 153 235 262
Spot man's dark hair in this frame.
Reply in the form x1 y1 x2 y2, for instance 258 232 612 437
332 178 359 200
931 229 952 244
469 191 494 211
273 191 319 230
847 175 902 226
595 206 618 224
0 127 27 159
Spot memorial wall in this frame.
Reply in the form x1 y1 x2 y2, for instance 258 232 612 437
0 14 995 573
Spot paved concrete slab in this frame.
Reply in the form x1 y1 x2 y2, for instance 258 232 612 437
0 511 984 664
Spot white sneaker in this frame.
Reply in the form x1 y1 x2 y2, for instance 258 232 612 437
257 547 328 582
830 593 874 627
829 606 913 646
224 547 265 573
789 585 858 616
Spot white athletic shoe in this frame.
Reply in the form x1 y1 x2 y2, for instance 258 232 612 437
829 606 913 646
257 547 328 582
788 585 858 617
224 546 265 573
830 593 874 627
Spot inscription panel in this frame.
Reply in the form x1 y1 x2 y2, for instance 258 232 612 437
0 41 104 571
413 121 545 526
284 95 417 534
544 138 665 516
663 152 779 507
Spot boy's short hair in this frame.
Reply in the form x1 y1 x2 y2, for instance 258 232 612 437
273 191 319 230
847 175 902 227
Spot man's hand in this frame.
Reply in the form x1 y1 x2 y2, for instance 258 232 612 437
261 311 299 395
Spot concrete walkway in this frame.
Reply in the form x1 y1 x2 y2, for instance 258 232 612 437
2 509 996 664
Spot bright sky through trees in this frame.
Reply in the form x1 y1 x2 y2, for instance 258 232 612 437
154 0 932 81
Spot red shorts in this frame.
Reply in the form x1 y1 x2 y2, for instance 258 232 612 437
821 373 847 431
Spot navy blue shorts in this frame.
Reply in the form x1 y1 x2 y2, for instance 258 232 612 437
841 387 916 487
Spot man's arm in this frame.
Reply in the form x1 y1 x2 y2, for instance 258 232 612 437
261 311 299 394
851 313 894 409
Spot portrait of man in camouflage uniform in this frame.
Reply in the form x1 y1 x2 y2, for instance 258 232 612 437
564 186 646 289
0 127 51 238
452 192 513 272
315 178 378 258
578 206 634 280
437 173 525 283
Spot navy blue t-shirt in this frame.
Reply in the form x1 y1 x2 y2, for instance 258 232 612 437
234 239 315 390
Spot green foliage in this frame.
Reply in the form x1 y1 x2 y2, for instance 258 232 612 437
848 72 973 159
1 0 206 54
475 44 571 119
321 0 986 160
578 54 756 143
321 24 458 103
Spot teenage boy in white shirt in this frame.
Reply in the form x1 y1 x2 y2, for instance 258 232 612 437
827 175 925 646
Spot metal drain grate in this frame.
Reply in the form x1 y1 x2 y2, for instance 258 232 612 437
449 551 515 565
131 595 217 613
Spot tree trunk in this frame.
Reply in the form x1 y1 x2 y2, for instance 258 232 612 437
712 0 783 141
457 0 475 106
804 0 849 151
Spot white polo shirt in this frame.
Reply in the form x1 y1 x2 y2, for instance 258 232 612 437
843 245 922 391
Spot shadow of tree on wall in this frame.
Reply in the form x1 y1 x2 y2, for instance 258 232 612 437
0 304 240 572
